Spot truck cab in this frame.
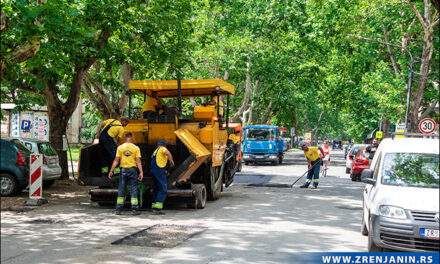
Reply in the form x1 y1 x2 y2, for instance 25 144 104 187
242 125 284 165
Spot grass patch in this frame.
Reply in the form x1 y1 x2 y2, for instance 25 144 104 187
67 148 80 162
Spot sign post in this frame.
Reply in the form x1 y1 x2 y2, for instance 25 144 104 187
25 154 48 206
419 118 436 134
395 123 406 138
375 131 383 139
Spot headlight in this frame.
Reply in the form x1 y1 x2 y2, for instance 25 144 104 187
269 155 277 159
243 155 250 159
379 205 407 219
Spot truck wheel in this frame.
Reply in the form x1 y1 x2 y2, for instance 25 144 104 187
237 161 242 172
1 173 18 197
368 218 383 252
189 184 207 209
208 167 221 201
244 161 249 166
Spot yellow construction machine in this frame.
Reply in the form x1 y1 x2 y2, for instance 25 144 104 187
78 79 240 209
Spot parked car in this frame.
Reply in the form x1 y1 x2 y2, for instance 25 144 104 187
1 138 31 196
19 138 61 187
350 148 370 181
345 144 368 173
361 137 439 252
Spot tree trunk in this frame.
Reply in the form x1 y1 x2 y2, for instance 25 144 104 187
43 68 88 179
383 118 390 138
231 57 252 122
48 110 70 179
407 0 436 132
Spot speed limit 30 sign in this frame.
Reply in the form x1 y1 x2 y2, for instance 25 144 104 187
419 118 436 134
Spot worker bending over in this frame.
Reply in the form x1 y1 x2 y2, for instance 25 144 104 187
150 140 174 215
95 116 129 174
300 143 326 189
108 132 143 215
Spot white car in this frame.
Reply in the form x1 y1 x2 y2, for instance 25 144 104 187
361 137 439 252
345 144 368 174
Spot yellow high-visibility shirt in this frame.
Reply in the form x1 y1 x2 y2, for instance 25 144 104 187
116 143 141 168
229 134 239 144
152 147 168 168
142 97 159 112
212 96 224 116
103 119 124 139
304 147 320 162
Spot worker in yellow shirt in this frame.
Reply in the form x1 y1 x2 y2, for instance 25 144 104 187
150 140 174 215
142 92 162 119
202 93 224 118
228 130 240 144
300 143 326 189
108 132 143 215
95 116 129 174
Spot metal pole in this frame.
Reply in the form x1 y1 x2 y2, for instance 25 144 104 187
404 56 414 131
127 90 132 119
177 79 182 114
226 94 230 129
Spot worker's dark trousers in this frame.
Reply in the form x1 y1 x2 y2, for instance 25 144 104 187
99 139 116 172
116 167 139 210
303 158 321 188
151 167 167 205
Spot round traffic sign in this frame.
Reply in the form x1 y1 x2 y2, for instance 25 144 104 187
419 118 436 134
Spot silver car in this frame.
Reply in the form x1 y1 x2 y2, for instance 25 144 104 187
19 138 61 187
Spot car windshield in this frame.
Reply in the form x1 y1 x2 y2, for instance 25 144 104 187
351 146 366 156
245 128 275 141
10 139 31 154
38 143 57 156
381 153 439 188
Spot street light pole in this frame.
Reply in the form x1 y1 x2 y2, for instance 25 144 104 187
404 55 414 132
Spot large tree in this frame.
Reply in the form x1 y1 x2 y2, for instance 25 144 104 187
1 0 164 178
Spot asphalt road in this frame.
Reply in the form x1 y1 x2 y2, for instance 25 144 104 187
1 149 368 264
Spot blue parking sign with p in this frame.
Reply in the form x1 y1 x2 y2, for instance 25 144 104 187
21 120 31 131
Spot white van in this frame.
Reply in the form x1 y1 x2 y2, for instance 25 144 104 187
361 137 439 252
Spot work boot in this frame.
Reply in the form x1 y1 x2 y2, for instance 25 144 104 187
131 209 140 216
300 185 308 188
152 210 165 215
114 209 122 215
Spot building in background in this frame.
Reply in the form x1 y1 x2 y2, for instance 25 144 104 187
1 101 83 145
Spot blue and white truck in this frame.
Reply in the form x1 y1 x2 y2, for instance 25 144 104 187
242 125 284 165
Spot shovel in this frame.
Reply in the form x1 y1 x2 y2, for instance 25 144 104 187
289 159 321 188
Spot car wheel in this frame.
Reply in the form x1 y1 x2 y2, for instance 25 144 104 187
368 218 383 252
43 180 55 188
0 173 19 196
350 172 356 181
361 213 368 236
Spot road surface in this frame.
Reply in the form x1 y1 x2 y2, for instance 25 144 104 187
1 149 367 264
